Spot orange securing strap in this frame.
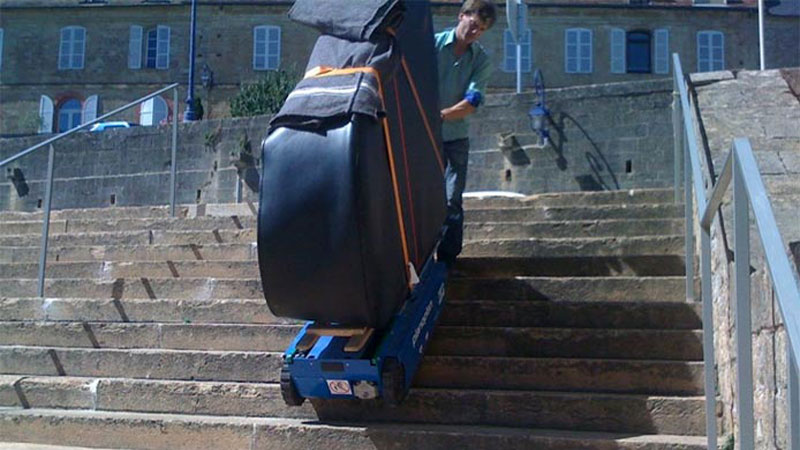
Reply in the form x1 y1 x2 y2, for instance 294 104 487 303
305 65 413 287
400 57 445 175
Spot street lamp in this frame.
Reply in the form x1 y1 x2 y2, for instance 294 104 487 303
528 69 550 145
183 0 199 122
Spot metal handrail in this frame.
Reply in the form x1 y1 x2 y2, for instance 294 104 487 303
0 83 181 297
673 53 800 450
0 83 179 168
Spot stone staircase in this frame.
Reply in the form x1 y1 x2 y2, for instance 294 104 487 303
0 188 709 449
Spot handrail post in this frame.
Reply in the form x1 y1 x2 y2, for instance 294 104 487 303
170 86 179 217
734 150 755 450
36 144 56 298
672 76 683 203
701 224 717 449
684 133 695 302
790 347 800 450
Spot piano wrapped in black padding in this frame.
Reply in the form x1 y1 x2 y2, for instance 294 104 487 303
257 0 446 329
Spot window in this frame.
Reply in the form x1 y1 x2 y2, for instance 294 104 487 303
627 31 651 73
140 96 168 126
0 28 4 71
58 99 83 132
59 26 86 70
253 26 281 70
611 28 669 74
565 28 592 74
129 25 143 69
144 25 170 69
39 95 54 134
697 31 724 72
503 28 532 73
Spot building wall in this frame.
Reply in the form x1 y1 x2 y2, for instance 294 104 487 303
0 1 794 136
0 78 675 212
690 68 800 448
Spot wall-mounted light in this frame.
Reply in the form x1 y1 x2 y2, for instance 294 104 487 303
527 69 550 146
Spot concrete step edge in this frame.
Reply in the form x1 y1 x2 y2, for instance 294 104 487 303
0 407 709 449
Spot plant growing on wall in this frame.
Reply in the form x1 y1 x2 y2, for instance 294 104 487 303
229 69 298 117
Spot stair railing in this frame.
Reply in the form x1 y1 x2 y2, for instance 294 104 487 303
673 53 800 450
0 83 180 298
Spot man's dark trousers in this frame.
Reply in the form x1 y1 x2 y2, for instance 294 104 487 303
437 137 470 267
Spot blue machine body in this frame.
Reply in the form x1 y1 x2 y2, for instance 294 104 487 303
283 256 447 401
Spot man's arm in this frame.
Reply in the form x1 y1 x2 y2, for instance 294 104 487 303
441 99 476 121
440 50 493 122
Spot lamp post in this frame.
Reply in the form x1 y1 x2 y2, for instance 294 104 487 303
183 0 199 122
528 69 550 145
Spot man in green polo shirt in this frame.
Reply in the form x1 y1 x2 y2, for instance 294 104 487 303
435 0 497 268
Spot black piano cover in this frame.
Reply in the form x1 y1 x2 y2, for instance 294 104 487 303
257 0 446 328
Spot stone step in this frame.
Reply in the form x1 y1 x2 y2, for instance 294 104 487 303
0 277 264 299
0 243 257 263
0 260 262 280
0 205 192 222
466 204 683 222
0 218 680 245
0 252 685 280
0 376 706 435
0 324 701 360
447 276 688 302
0 297 701 330
0 203 260 223
463 188 678 208
0 229 256 248
0 443 119 450
454 256 685 277
463 235 684 259
0 216 257 236
463 218 683 239
0 347 704 394
0 276 686 302
0 234 682 264
0 408 708 450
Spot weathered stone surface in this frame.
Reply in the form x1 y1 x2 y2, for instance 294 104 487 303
446 276 687 302
0 188 711 447
0 346 282 383
691 68 800 443
0 408 710 450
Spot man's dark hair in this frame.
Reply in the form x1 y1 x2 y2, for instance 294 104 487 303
460 0 498 28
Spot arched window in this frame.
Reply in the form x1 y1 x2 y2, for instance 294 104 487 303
140 96 169 126
58 98 83 132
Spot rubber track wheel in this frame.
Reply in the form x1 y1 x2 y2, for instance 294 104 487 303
381 357 406 406
280 363 305 406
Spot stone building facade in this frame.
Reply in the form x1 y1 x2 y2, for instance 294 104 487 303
0 0 797 136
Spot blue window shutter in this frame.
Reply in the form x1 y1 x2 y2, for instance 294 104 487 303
503 29 514 72
129 26 143 69
611 28 625 74
565 29 578 73
156 25 170 69
267 26 281 69
654 29 669 74
254 26 267 70
0 28 4 71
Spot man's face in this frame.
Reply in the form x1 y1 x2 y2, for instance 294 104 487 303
455 12 489 45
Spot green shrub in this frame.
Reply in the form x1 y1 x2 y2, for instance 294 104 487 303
229 69 299 117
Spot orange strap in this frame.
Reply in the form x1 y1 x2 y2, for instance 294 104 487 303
400 57 445 175
304 65 413 287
